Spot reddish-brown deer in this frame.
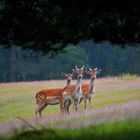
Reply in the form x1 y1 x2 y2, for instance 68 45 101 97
35 72 74 117
83 67 101 109
64 67 101 112
63 65 85 112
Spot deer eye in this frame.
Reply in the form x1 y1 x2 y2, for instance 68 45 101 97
76 70 80 73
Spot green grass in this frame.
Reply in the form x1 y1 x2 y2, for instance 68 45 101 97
2 119 140 140
0 78 140 139
0 78 140 123
0 83 59 122
80 88 140 110
118 73 138 80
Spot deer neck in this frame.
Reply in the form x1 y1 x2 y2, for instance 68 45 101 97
67 79 71 86
89 78 95 93
63 80 71 91
74 77 82 93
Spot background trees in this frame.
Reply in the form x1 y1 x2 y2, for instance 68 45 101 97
0 42 140 82
0 0 140 82
0 0 140 53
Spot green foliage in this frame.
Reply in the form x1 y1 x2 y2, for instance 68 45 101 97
81 41 140 77
0 0 140 53
0 45 89 82
2 120 140 140
0 41 140 82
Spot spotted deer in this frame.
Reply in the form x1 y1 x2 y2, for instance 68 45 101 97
83 67 101 109
35 72 74 117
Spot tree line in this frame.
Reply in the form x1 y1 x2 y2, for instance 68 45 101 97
0 0 140 53
0 41 140 82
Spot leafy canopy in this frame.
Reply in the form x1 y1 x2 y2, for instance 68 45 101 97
0 0 140 53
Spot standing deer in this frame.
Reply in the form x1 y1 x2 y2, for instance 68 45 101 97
63 65 85 112
35 72 74 117
64 67 101 112
83 67 101 109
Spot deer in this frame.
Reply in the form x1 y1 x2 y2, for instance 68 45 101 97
63 67 101 112
83 67 101 109
35 72 74 117
63 65 85 112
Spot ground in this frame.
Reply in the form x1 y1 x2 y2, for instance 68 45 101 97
0 75 140 137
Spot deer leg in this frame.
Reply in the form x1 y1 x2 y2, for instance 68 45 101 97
75 104 78 111
35 105 42 118
63 96 72 114
79 96 83 104
63 99 66 113
39 111 42 118
64 100 69 113
84 97 87 109
66 97 73 114
89 97 92 108
35 102 47 118
73 102 75 111
72 97 76 111
67 101 71 114
74 99 78 111
39 103 48 117
65 100 70 114
60 102 63 114
60 96 64 114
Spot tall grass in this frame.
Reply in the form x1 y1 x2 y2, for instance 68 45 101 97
2 119 140 140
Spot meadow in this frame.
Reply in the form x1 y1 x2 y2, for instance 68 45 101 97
0 75 140 139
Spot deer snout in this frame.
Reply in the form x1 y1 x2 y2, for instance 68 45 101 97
67 79 71 84
78 76 82 79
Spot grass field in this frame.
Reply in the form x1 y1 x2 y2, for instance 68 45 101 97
2 120 140 140
0 75 140 139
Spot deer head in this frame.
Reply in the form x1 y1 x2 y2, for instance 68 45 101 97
72 65 85 79
86 67 101 79
61 72 73 84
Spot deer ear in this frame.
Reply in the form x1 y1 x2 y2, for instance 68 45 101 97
94 67 97 71
89 67 92 71
61 72 66 77
75 65 78 70
81 65 84 69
